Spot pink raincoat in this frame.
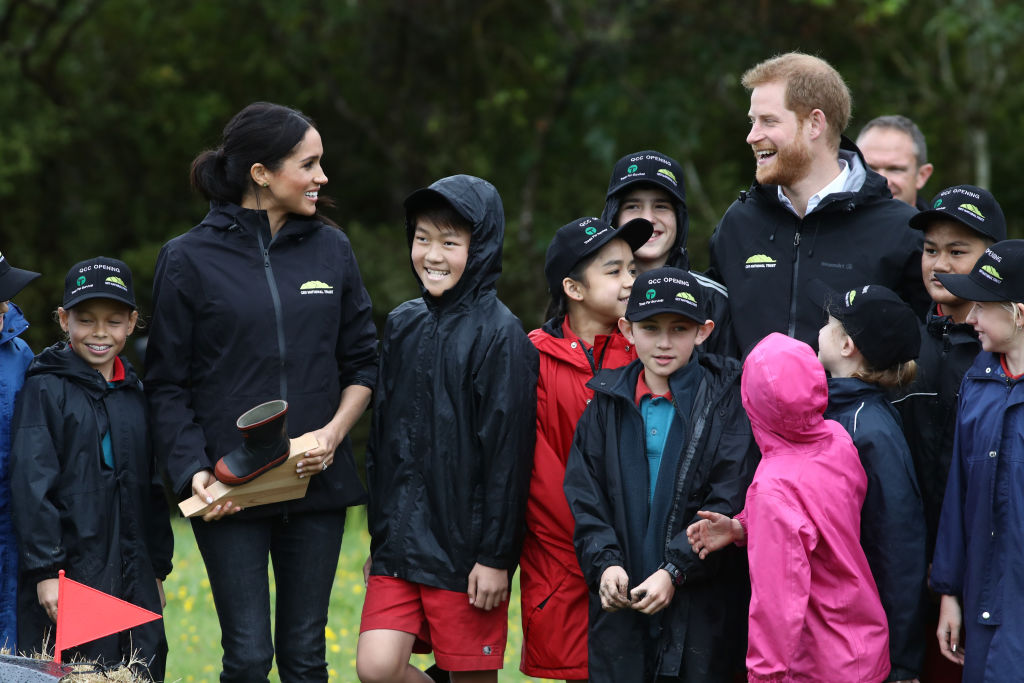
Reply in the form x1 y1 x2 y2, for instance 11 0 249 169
738 333 889 682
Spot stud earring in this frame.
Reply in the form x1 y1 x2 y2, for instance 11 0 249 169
262 182 269 188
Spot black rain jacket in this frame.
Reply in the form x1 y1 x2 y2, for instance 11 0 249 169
564 353 758 682
11 344 171 675
707 137 928 355
145 202 377 514
366 175 538 592
891 304 982 555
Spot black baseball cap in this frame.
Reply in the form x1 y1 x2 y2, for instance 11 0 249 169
606 150 686 204
625 267 704 324
813 281 920 370
544 217 653 295
63 257 136 310
0 251 40 301
936 239 1024 303
909 184 1006 243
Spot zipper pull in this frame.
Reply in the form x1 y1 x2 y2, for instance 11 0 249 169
793 232 801 247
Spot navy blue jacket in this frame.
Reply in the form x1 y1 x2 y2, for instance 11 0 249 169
11 344 171 674
0 304 33 649
146 202 377 513
366 175 538 592
707 137 927 355
564 353 758 682
825 377 927 681
931 352 1024 682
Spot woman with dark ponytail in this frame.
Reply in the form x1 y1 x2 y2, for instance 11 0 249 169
145 102 377 682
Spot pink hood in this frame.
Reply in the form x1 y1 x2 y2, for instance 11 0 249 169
739 334 890 682
741 332 831 449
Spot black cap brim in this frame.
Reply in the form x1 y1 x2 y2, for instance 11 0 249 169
0 267 40 301
615 218 655 253
935 272 1007 302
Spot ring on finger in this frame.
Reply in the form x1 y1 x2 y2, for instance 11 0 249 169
322 461 329 471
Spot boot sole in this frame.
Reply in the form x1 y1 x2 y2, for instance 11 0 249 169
214 450 290 486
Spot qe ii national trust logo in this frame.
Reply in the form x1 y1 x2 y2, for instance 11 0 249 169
300 280 334 295
744 254 777 270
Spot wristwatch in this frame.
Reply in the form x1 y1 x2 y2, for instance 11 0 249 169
659 561 685 586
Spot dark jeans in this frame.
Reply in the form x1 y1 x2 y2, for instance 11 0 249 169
191 509 347 683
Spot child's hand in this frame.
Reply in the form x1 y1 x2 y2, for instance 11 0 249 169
937 594 965 665
686 510 740 559
192 469 242 521
630 569 675 615
599 566 630 612
37 578 59 623
156 578 166 609
467 563 508 611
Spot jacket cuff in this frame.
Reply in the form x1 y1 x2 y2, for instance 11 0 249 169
25 566 60 585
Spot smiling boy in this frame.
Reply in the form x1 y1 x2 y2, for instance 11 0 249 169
358 175 538 683
564 267 757 682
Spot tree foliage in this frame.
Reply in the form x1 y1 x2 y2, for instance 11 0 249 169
3 0 1022 353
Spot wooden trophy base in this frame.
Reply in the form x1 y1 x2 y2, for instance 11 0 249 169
178 433 318 517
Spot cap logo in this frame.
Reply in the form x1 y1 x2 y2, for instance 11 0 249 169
627 164 638 173
980 264 1002 283
845 290 857 307
744 254 777 270
585 226 597 236
657 168 677 185
645 288 657 300
76 276 87 286
958 203 985 221
933 199 943 208
675 291 697 306
300 280 335 295
105 276 127 291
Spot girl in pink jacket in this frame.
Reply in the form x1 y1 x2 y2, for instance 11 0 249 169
687 333 890 682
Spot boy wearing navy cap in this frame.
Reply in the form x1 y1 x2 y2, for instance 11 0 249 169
564 267 757 682
602 150 737 357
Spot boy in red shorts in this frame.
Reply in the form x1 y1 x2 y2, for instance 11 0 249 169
356 175 538 682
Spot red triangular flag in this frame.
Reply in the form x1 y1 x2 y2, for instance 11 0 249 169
54 570 162 665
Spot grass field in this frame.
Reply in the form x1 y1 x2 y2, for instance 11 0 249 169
162 509 553 683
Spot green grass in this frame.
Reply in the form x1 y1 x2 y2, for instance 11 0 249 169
163 509 554 683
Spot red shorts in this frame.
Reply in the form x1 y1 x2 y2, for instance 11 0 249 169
360 575 508 671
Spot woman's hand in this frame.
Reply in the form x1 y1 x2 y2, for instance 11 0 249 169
156 578 167 609
192 469 242 521
937 594 965 665
296 425 340 478
599 566 631 612
37 578 59 623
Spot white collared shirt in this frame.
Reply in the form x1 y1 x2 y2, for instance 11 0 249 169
778 158 851 216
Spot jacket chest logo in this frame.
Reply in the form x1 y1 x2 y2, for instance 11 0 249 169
300 280 334 295
744 254 777 270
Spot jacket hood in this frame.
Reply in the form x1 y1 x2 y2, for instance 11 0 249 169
28 342 138 394
741 333 832 451
740 136 891 208
405 174 504 307
0 302 29 345
601 193 690 269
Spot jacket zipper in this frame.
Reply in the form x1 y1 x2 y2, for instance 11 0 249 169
664 378 713 556
257 229 288 401
785 227 803 338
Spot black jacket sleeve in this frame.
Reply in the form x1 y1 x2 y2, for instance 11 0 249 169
334 234 378 392
145 244 209 497
473 322 538 570
666 386 757 582
10 376 66 582
564 398 625 589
